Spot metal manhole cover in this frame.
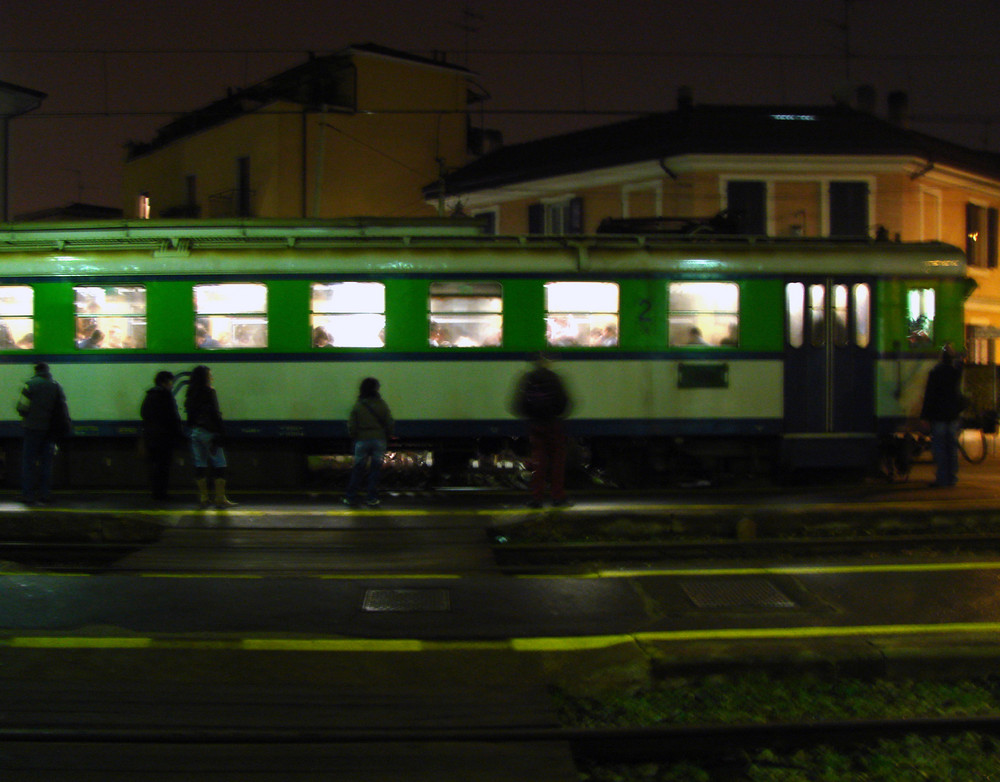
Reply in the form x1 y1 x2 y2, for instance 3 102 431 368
362 588 451 613
681 578 797 609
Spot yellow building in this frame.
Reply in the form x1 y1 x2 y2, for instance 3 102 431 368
426 91 1000 364
123 44 490 221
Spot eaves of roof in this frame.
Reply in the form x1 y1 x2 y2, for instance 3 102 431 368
429 104 1000 198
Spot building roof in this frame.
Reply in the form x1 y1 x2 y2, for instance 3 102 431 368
0 79 46 117
126 43 475 160
425 101 1000 199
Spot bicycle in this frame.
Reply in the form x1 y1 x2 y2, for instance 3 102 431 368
880 418 989 482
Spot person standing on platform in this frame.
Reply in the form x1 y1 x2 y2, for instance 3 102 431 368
184 365 236 508
920 342 965 487
344 377 394 508
140 370 184 501
512 353 572 508
16 362 69 505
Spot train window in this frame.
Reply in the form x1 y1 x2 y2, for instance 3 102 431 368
668 282 739 347
310 282 385 348
786 283 805 348
808 284 826 347
853 284 871 348
545 282 619 347
429 282 502 348
194 284 267 349
0 286 33 349
75 286 147 349
833 285 849 347
907 287 935 345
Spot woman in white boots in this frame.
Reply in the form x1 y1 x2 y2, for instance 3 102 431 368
184 365 236 509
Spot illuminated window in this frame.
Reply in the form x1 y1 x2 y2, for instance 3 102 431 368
75 286 146 349
853 284 871 348
137 193 150 219
194 284 267 349
545 282 618 347
786 283 805 348
310 282 384 348
808 283 826 347
668 282 739 347
907 288 935 345
0 286 33 350
429 282 502 348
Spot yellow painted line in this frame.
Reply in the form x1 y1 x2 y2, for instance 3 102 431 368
6 621 1000 652
8 637 153 649
595 561 1000 578
634 622 1000 643
241 639 424 652
318 573 463 580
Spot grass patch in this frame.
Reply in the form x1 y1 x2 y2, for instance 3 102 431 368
558 673 1000 781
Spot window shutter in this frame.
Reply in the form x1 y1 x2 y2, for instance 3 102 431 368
569 197 584 234
967 203 981 265
829 181 869 237
989 208 998 268
726 181 766 235
528 204 544 234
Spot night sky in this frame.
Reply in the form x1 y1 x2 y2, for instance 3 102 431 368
3 0 1000 217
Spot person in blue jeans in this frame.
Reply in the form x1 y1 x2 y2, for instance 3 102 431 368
920 342 965 487
16 362 69 505
344 377 394 508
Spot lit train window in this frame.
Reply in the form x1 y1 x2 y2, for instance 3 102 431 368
853 284 871 348
0 286 33 350
310 282 385 348
75 286 147 349
545 282 619 347
808 284 826 347
907 287 935 345
833 285 849 346
429 282 502 348
194 284 267 349
786 283 805 348
668 282 739 347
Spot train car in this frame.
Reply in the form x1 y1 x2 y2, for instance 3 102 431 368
0 218 970 489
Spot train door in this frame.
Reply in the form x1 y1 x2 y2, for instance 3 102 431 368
784 278 875 440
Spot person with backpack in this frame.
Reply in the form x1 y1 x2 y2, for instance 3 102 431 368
512 354 572 508
344 377 394 508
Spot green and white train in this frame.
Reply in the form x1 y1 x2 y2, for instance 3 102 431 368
0 218 969 487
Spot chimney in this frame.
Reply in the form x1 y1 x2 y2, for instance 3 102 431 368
677 85 693 111
856 85 876 113
887 91 909 126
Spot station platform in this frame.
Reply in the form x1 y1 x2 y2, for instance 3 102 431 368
3 459 1000 778
0 456 999 684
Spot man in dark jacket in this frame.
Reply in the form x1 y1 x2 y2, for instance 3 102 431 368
16 362 65 505
140 371 184 501
920 343 965 487
513 354 572 508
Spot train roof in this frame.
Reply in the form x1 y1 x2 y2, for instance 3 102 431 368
0 219 967 278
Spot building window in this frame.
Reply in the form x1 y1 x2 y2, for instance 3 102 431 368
726 181 766 235
137 193 150 219
829 181 869 237
966 203 999 268
545 281 618 347
907 288 935 346
0 286 33 349
194 283 267 349
75 286 146 349
429 282 502 347
310 282 385 348
528 197 584 235
668 282 739 347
